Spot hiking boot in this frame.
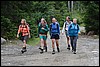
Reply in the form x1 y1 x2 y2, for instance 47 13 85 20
24 49 27 52
40 49 44 54
39 46 41 50
44 46 47 52
52 50 55 54
67 45 70 50
67 47 70 50
21 49 24 53
21 47 27 53
57 47 60 52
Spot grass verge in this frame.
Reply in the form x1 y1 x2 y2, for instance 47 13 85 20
27 37 40 46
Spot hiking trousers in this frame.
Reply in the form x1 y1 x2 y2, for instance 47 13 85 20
70 36 78 52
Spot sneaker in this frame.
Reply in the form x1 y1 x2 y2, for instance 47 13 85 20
52 50 55 54
57 47 60 52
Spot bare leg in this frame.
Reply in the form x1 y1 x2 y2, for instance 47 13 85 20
21 40 27 53
52 39 55 54
55 39 59 47
40 38 44 53
44 40 47 47
52 39 55 49
67 37 70 45
56 39 60 52
23 40 27 47
44 40 47 52
40 39 44 49
67 36 70 50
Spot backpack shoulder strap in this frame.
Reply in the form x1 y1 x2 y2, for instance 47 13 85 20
19 24 22 28
56 23 59 28
65 21 67 28
77 24 79 30
69 24 72 29
56 22 59 33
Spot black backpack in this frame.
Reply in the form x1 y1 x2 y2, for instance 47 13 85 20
65 21 72 30
40 23 48 34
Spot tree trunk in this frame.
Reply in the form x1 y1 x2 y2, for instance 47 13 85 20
68 1 70 12
71 1 73 12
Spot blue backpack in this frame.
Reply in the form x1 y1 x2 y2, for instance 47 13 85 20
50 23 59 33
69 24 79 31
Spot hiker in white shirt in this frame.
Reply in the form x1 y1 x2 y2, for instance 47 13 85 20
62 16 73 50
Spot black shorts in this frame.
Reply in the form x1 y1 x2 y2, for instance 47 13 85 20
50 34 60 39
21 35 29 42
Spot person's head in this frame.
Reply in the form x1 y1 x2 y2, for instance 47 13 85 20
66 16 70 21
41 18 46 24
52 18 57 23
73 18 77 24
21 19 26 25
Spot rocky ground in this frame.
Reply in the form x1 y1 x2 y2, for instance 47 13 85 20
1 33 99 66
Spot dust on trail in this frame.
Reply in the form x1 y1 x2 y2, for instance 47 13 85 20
1 34 99 66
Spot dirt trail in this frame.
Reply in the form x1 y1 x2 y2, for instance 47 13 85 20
1 33 99 66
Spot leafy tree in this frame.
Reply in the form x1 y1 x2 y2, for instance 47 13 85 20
1 1 99 39
81 1 99 34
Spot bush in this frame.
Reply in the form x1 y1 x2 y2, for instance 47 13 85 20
82 1 99 35
1 16 17 39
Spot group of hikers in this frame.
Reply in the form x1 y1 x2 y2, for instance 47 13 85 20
17 16 80 54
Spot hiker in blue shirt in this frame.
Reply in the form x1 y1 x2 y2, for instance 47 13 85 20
68 18 81 54
50 18 60 54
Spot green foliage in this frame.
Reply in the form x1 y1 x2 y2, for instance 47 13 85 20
27 37 40 46
1 1 99 40
81 1 99 34
1 16 17 39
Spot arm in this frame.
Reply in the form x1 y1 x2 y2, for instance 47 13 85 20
17 25 21 38
42 25 49 32
77 25 81 34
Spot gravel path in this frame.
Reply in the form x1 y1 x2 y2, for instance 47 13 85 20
1 33 99 66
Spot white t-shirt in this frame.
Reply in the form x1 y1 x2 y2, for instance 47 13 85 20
62 21 73 33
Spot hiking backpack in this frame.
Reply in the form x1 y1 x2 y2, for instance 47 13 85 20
50 23 59 33
65 21 72 31
39 23 48 34
69 24 79 31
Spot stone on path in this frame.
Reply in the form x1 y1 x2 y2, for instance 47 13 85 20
1 37 6 44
